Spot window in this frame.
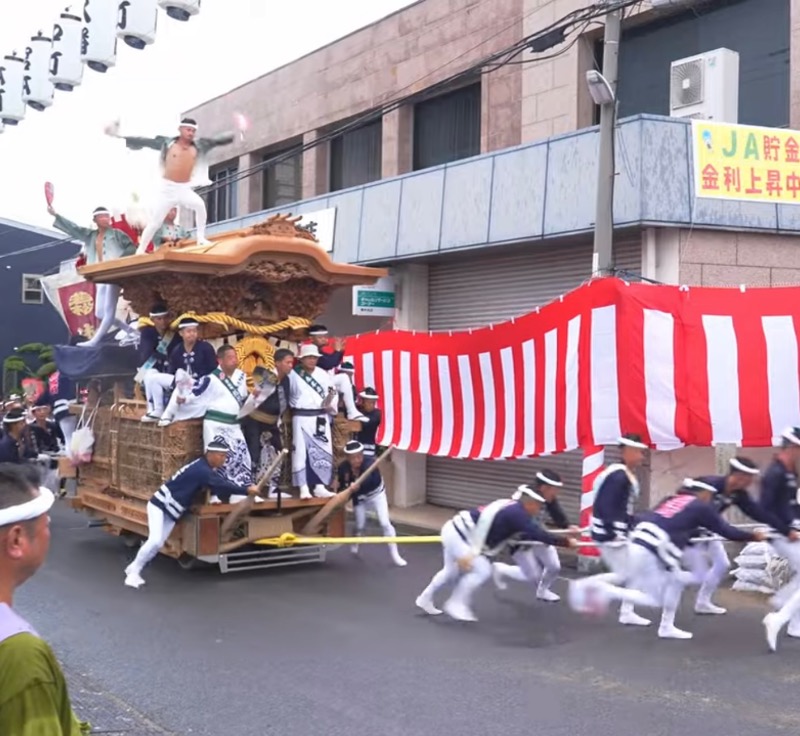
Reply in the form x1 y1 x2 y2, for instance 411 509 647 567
22 274 43 304
263 148 303 208
329 120 382 192
206 165 239 223
413 83 481 171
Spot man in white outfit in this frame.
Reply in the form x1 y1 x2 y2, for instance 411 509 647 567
492 469 579 602
105 117 241 251
287 344 336 500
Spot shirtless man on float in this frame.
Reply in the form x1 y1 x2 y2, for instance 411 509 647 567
105 117 243 253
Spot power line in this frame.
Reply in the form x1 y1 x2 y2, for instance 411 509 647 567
198 0 642 197
4 0 639 259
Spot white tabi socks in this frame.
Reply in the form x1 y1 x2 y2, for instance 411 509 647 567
619 601 651 627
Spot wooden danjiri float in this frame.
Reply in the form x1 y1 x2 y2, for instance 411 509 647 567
58 215 388 573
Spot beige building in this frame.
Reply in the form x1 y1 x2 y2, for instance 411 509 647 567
185 0 799 517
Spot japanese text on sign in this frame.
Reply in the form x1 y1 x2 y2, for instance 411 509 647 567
692 120 800 205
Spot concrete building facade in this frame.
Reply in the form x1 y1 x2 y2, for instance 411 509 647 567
184 0 800 518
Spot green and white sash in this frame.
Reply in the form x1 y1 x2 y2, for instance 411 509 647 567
213 368 245 406
293 366 326 400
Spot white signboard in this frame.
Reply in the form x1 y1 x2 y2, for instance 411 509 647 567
353 277 396 317
294 208 336 253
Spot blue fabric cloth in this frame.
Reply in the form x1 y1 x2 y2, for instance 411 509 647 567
337 456 383 505
591 468 635 543
638 493 754 550
758 458 800 536
138 327 181 372
467 501 566 549
167 341 217 379
54 344 140 380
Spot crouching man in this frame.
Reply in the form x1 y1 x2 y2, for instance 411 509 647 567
124 437 258 589
415 485 579 622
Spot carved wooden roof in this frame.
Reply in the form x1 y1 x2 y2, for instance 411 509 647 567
78 214 387 287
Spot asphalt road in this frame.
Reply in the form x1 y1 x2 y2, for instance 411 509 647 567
14 501 800 736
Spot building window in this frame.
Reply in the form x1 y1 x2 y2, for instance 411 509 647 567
413 83 481 171
207 165 239 223
329 120 382 192
22 274 43 304
263 149 303 208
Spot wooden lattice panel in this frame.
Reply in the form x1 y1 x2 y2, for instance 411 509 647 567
117 418 204 499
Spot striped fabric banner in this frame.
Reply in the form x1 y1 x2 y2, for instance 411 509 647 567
345 278 800 458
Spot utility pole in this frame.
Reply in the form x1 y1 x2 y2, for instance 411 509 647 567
592 8 621 277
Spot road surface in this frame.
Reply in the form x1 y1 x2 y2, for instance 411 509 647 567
14 502 800 736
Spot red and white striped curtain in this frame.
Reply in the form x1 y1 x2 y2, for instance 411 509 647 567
345 277 800 457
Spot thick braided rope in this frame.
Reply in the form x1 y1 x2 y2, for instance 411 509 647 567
138 312 311 335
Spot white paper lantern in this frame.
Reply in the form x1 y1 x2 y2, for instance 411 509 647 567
81 0 118 73
117 0 158 50
0 54 26 125
157 0 201 22
23 32 55 111
50 10 84 91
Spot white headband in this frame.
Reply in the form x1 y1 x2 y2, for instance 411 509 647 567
512 484 546 503
535 471 563 487
619 436 648 449
782 427 800 447
180 122 198 130
0 487 55 527
93 209 110 217
2 415 26 424
179 321 199 329
729 458 759 475
358 391 379 399
149 311 169 318
682 478 718 494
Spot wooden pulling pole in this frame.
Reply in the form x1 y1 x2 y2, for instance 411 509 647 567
219 449 289 541
300 446 394 536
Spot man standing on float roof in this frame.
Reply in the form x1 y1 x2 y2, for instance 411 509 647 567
104 116 242 252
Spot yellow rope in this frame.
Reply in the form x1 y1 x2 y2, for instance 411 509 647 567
235 336 275 376
254 533 442 547
138 312 311 336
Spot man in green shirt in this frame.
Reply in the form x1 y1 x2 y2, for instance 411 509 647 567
0 464 89 735
49 203 137 349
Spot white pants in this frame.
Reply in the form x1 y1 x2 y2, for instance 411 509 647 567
583 541 641 619
595 544 693 628
161 387 207 424
332 373 360 419
83 283 131 347
353 488 404 563
682 540 730 605
138 179 207 253
418 519 492 611
768 537 800 632
493 545 561 592
143 371 174 416
127 503 177 576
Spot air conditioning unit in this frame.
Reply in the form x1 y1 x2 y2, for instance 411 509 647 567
669 48 739 123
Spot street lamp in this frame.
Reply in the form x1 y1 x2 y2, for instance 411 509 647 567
586 70 615 106
588 9 621 277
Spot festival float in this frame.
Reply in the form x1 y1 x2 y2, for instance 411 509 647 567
54 215 388 573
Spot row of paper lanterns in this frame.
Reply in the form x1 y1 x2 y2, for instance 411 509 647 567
0 1 202 132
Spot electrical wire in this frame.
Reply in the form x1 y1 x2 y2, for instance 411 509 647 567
4 0 640 260
199 0 642 196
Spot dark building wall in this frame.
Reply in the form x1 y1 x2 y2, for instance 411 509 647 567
606 0 790 128
0 224 80 383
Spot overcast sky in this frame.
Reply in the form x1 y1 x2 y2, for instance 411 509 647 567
0 0 415 232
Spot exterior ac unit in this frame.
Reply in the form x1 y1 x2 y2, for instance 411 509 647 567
669 48 739 123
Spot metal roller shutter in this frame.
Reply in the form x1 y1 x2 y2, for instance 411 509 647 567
425 238 641 511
